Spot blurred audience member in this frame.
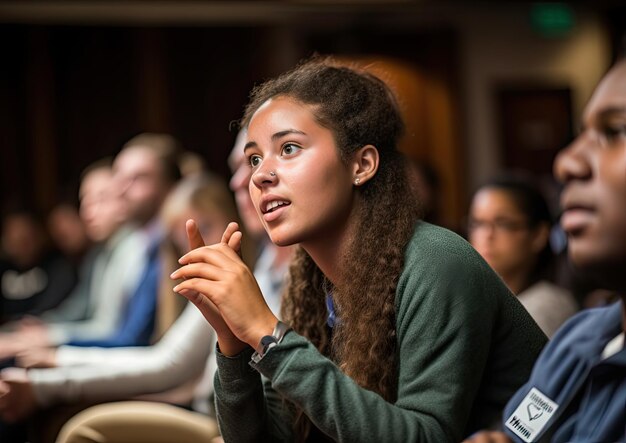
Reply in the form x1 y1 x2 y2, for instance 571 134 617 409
178 150 207 178
0 161 144 357
464 58 626 443
468 176 578 338
60 133 182 348
0 174 249 441
1 131 183 355
46 203 91 268
0 209 76 325
0 133 182 442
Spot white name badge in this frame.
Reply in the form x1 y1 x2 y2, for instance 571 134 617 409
505 387 559 442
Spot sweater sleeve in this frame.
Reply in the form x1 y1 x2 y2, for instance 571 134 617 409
214 346 294 443
214 226 512 442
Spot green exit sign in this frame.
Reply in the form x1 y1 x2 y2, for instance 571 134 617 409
531 3 575 37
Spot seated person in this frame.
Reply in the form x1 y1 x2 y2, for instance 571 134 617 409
170 57 546 442
0 161 147 359
465 58 626 443
468 175 578 337
0 174 266 443
0 209 76 325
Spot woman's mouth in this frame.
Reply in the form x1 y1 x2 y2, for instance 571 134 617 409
262 200 291 214
261 199 291 223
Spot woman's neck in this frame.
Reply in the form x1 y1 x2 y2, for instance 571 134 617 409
301 209 359 287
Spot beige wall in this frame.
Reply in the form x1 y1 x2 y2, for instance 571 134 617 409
453 5 611 189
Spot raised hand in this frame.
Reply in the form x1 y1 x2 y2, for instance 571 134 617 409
172 221 278 356
171 220 246 355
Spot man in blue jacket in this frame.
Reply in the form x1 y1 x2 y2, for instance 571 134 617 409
465 59 626 443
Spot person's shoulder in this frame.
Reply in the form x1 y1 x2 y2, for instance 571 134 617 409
398 221 506 305
407 220 472 253
404 221 486 272
551 301 622 343
523 280 569 298
520 281 578 310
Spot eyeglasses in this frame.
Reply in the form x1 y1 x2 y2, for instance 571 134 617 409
467 218 530 235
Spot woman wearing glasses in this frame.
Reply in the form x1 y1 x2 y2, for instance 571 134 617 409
468 176 578 337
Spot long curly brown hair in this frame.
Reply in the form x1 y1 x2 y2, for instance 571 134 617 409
242 57 421 439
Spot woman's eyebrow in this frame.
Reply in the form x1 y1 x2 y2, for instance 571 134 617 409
271 129 306 141
244 129 307 152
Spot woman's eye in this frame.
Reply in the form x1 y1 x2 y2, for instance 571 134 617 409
249 155 262 167
281 143 301 156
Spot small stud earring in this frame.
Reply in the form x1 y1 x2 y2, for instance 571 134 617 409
354 177 360 185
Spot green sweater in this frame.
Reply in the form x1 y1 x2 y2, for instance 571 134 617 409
214 222 547 442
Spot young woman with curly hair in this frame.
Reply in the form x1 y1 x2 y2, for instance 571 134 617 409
172 57 547 442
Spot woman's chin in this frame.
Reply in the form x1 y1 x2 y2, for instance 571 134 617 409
269 232 295 247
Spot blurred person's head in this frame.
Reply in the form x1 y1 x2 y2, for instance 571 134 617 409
1 210 48 269
554 59 626 291
114 133 181 226
79 160 127 243
178 150 207 178
468 176 552 293
47 203 89 260
228 129 265 239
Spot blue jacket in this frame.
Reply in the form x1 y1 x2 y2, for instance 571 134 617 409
503 301 626 442
66 240 160 348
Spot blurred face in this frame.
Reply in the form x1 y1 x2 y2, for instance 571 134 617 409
114 146 169 226
554 61 626 283
468 188 545 280
47 204 88 256
1 215 45 268
246 96 355 247
228 131 265 238
79 168 126 243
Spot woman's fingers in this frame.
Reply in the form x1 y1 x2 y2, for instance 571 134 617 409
186 219 206 250
227 230 243 254
170 262 224 282
179 241 242 266
177 286 221 319
220 221 243 256
220 222 239 245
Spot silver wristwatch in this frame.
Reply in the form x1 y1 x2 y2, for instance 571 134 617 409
250 320 292 364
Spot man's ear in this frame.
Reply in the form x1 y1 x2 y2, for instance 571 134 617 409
352 145 379 186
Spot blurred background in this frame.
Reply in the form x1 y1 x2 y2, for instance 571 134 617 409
1 0 625 229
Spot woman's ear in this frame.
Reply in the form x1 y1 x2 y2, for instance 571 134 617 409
352 145 379 186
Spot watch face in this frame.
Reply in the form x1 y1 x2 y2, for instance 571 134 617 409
261 335 278 352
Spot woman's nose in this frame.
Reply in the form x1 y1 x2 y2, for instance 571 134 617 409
251 164 278 188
